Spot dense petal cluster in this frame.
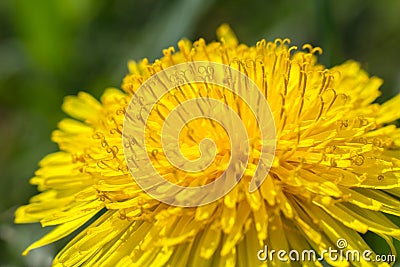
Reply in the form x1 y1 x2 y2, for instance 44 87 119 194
15 25 400 266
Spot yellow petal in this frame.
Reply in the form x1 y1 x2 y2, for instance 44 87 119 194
22 211 97 255
216 24 238 47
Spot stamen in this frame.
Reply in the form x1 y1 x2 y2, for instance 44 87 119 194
163 47 176 65
302 44 323 55
178 40 190 61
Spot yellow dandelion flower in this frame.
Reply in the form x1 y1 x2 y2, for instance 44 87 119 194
15 24 400 267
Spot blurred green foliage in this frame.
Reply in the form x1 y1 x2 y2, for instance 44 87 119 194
0 0 399 266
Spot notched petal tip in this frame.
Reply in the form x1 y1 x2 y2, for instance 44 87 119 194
62 92 102 122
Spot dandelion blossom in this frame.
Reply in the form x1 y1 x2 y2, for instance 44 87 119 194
15 25 400 266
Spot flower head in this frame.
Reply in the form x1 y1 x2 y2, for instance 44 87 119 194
16 24 400 266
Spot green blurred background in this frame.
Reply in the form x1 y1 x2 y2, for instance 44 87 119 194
0 0 399 266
